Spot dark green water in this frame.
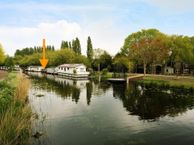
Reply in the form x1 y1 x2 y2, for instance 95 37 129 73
28 72 194 145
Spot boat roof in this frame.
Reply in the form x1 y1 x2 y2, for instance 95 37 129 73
59 64 85 68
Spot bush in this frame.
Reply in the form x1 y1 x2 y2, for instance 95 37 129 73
0 74 32 145
102 68 108 75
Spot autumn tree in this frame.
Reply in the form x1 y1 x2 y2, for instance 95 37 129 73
123 29 170 75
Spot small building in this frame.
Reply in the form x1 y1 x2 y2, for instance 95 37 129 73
57 64 90 78
164 66 174 75
26 66 42 72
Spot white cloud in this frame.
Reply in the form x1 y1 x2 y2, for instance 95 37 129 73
145 0 194 12
0 20 82 56
0 20 124 56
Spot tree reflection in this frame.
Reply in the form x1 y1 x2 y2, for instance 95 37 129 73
86 82 93 105
30 75 81 104
112 82 194 121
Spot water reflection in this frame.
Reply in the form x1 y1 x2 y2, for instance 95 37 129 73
28 72 111 105
112 82 194 121
28 72 194 121
28 73 194 145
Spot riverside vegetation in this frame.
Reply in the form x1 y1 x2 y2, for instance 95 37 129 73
0 73 32 145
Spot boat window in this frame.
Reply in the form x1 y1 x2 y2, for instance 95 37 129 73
80 68 85 72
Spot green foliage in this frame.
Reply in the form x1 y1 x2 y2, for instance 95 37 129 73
4 56 15 71
0 74 32 145
17 48 89 67
121 29 170 74
0 44 5 65
0 82 13 114
61 40 70 49
15 45 55 57
87 36 93 60
113 55 133 73
170 35 194 65
71 37 81 54
92 51 112 71
101 68 108 75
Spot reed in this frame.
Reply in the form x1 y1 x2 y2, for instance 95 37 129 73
0 73 32 145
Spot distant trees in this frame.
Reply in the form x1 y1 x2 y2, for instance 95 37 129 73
87 36 93 60
61 37 81 54
15 45 55 56
17 48 89 68
0 44 5 65
61 41 69 49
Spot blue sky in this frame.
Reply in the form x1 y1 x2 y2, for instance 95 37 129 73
0 0 194 55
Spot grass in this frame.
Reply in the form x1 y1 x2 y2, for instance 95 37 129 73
0 73 32 145
140 76 194 89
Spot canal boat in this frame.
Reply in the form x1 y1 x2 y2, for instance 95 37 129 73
45 67 58 75
26 66 42 72
57 64 90 78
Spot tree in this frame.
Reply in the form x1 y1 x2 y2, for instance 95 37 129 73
4 56 14 71
113 55 133 73
122 29 170 75
61 41 69 49
75 37 81 54
87 36 93 60
92 51 112 71
69 42 72 49
72 38 81 54
0 44 5 65
169 35 194 74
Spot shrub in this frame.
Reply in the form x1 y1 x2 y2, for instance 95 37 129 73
102 68 108 75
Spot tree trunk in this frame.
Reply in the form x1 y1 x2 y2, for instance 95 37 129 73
143 63 146 76
98 63 100 72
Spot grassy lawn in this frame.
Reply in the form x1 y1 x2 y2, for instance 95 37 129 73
141 75 194 89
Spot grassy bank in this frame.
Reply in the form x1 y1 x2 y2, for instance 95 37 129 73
139 75 194 89
0 73 32 145
0 71 8 80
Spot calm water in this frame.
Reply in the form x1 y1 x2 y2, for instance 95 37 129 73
28 72 194 145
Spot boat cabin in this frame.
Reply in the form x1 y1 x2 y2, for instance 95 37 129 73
57 64 89 78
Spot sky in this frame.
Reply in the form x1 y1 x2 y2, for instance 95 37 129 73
0 0 194 56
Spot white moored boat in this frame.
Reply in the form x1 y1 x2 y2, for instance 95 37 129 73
26 66 42 72
57 64 90 78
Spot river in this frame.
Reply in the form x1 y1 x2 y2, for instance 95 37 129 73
28 72 194 145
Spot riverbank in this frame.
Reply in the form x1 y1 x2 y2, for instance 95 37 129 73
139 74 194 89
0 73 32 145
0 70 8 80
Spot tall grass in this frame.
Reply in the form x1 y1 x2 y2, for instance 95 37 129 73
0 73 32 145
